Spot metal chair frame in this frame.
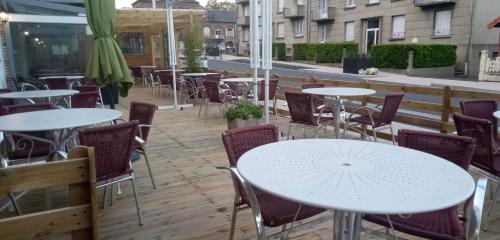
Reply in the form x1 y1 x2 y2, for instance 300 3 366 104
344 105 397 144
286 104 335 140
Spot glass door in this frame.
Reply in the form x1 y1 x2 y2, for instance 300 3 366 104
320 0 328 18
364 18 380 54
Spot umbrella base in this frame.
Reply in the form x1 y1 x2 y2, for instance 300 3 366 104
158 104 193 111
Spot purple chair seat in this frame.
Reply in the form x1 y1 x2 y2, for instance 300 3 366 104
364 208 464 240
349 115 384 127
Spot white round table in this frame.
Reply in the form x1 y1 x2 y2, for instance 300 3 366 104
238 139 475 240
0 90 78 99
0 109 122 160
302 87 376 138
223 77 264 83
494 110 500 119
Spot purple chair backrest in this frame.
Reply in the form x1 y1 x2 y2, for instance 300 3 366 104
302 83 325 89
151 71 160 82
78 121 138 182
398 129 476 170
75 85 99 93
46 78 68 90
206 74 221 82
129 66 143 78
222 124 279 203
453 113 498 173
0 88 14 115
256 79 279 100
157 71 173 85
285 92 315 124
129 101 156 142
71 91 99 108
5 103 54 145
203 80 223 103
460 100 498 137
378 93 404 125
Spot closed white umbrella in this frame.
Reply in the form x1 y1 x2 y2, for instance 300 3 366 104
262 0 272 123
158 0 193 110
250 0 260 105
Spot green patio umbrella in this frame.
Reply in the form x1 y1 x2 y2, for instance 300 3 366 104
84 0 132 108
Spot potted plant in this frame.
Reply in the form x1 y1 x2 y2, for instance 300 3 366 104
225 101 263 129
343 52 373 74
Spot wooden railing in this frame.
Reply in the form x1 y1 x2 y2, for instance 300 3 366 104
217 70 500 141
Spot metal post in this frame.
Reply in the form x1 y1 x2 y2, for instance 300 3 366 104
250 0 260 105
262 0 272 123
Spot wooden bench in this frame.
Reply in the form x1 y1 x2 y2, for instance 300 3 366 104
0 146 99 240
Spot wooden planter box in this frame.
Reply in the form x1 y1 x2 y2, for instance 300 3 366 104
343 57 373 74
227 117 263 129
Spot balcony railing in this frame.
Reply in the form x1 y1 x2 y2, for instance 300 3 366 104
414 0 456 7
283 5 305 19
311 7 335 22
236 0 249 5
236 16 250 26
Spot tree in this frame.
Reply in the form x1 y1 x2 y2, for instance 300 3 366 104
206 1 236 9
183 23 204 73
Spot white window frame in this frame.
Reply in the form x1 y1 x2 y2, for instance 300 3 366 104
345 0 356 8
226 27 234 37
367 0 379 4
243 27 249 42
243 5 250 17
215 29 221 39
276 22 285 39
391 15 405 39
319 24 328 43
294 19 303 37
344 21 355 41
434 10 451 36
277 0 284 13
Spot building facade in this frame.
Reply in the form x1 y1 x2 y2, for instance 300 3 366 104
203 9 238 53
236 0 500 77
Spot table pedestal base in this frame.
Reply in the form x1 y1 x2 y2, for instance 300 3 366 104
333 211 362 240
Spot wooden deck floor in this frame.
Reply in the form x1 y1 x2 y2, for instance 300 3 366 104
2 86 500 239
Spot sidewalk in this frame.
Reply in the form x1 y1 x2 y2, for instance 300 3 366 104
220 54 500 92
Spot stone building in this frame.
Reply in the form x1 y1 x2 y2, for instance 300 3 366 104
203 8 238 53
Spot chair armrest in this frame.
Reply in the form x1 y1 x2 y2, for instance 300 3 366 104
135 136 145 145
466 176 488 240
346 106 381 126
216 166 266 239
137 124 153 140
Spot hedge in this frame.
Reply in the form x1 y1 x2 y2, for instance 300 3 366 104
292 42 358 63
371 44 457 69
272 43 286 61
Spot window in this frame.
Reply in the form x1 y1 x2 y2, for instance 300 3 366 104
277 0 284 12
259 25 262 39
203 27 211 37
434 10 451 36
344 21 355 41
319 24 328 42
297 0 304 5
120 32 144 54
215 29 221 39
391 15 405 39
294 19 303 37
226 27 234 37
345 0 356 7
367 0 379 4
243 5 249 16
243 27 249 41
277 22 285 38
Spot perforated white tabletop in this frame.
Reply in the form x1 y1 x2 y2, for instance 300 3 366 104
38 76 85 80
0 90 78 99
302 87 376 97
223 78 264 83
0 109 122 132
182 73 218 77
237 139 475 215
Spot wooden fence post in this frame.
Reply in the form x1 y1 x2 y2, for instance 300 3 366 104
440 85 452 133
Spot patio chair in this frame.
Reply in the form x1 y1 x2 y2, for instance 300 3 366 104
0 88 14 115
75 83 104 108
129 65 144 85
128 101 157 189
460 100 499 140
150 71 161 95
199 80 237 118
301 83 335 114
247 78 280 119
3 103 54 163
78 121 143 225
45 77 69 90
71 91 99 108
285 92 335 139
453 113 500 228
157 71 173 96
363 129 484 240
344 93 404 144
220 124 326 240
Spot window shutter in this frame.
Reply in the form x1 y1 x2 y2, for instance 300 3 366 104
435 10 451 36
392 16 405 39
345 22 355 41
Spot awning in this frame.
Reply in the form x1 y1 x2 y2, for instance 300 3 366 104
116 8 205 32
487 17 500 29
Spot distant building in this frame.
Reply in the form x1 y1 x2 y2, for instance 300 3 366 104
203 9 238 53
131 0 205 9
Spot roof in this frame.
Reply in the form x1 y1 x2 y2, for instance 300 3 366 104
487 17 500 29
5 0 85 15
206 9 235 23
131 0 204 10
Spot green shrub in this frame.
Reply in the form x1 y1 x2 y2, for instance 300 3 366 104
371 44 457 69
225 101 263 120
292 42 358 63
272 43 286 61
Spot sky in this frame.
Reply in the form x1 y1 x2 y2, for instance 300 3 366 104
115 0 234 8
